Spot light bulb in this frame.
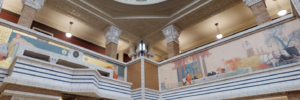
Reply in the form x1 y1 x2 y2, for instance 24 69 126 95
66 33 72 38
216 34 223 39
277 10 287 16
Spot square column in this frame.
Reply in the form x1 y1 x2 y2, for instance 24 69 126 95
105 42 118 58
162 25 181 58
103 26 122 59
243 0 271 25
18 0 46 28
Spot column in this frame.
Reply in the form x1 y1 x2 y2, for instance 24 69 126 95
18 0 46 28
147 44 155 59
291 0 300 16
128 43 136 60
104 26 122 59
286 91 300 100
162 25 181 58
118 51 124 61
243 0 271 25
141 57 145 100
0 0 4 12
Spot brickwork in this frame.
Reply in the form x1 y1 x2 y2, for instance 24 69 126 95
0 95 12 100
249 1 271 25
167 41 179 58
286 91 300 100
105 42 118 59
18 5 37 28
5 84 61 96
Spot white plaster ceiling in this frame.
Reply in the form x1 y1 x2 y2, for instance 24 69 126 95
1 0 293 61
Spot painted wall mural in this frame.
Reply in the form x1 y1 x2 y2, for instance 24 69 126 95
0 25 69 68
82 54 125 81
160 20 300 90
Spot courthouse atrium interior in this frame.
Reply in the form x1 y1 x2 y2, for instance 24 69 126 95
0 0 300 100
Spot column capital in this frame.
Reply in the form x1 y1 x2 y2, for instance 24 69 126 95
22 0 46 10
103 26 122 45
162 25 181 44
243 0 265 7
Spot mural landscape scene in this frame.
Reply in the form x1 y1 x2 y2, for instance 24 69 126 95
160 20 300 90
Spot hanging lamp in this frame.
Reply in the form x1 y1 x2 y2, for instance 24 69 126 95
273 0 287 16
215 23 223 39
66 22 73 38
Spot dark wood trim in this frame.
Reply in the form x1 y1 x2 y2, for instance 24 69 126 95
1 9 20 17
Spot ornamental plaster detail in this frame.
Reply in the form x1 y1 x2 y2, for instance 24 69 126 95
162 25 181 44
128 44 136 58
104 26 122 45
147 44 155 58
22 0 46 10
291 0 300 16
243 0 265 7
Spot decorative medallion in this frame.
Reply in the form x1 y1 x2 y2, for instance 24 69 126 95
73 51 79 58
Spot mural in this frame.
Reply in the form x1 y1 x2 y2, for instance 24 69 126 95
160 20 300 90
82 54 125 81
0 26 69 68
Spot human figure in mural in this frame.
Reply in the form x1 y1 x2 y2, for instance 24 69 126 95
243 41 255 57
185 72 193 85
0 43 8 61
7 33 33 59
106 65 118 79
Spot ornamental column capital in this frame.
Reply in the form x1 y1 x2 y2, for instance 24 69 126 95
22 0 46 10
243 0 265 7
161 25 181 44
103 26 122 45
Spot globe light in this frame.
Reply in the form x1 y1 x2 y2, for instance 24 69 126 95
277 10 287 16
66 32 72 38
216 34 223 39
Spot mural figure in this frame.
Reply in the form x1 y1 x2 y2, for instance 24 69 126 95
106 65 119 79
243 41 255 57
0 43 8 61
185 72 193 85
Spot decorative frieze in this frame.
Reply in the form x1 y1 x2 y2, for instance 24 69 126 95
161 25 181 44
22 0 46 11
103 26 122 45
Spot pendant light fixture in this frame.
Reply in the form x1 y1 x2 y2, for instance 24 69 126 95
273 0 287 16
139 40 146 56
66 22 73 38
215 23 223 39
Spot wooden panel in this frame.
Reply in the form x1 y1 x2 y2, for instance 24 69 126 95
145 62 159 90
127 62 141 90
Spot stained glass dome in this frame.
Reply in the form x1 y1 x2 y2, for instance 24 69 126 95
114 0 166 5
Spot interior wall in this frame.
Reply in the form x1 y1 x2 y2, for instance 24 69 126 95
31 21 106 55
144 61 159 90
124 54 131 62
0 10 19 23
127 62 141 90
